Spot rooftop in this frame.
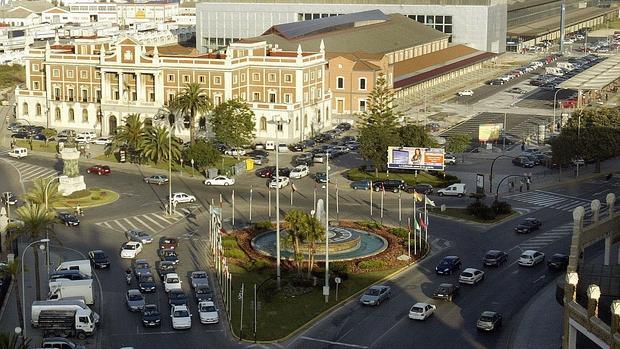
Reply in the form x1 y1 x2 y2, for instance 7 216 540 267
201 0 499 5
508 6 617 38
2 0 54 13
559 54 620 90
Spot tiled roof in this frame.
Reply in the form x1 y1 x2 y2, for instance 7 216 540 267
5 0 54 13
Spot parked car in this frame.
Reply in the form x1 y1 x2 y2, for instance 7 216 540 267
459 268 485 285
170 304 192 329
477 311 502 331
126 230 153 244
86 165 111 175
482 250 508 267
487 79 505 85
289 165 309 179
204 176 235 186
159 237 179 250
126 289 146 312
198 301 219 324
40 338 85 349
58 212 80 226
1 192 17 205
252 155 269 165
190 271 209 289
288 143 305 152
512 157 535 168
92 136 113 145
432 283 459 301
514 218 542 234
518 250 545 267
436 256 462 275
350 180 372 190
547 253 569 270
142 304 161 327
255 166 276 178
457 90 474 96
359 285 391 306
168 289 188 306
88 250 110 269
224 148 246 156
373 180 405 193
120 241 143 259
444 154 457 165
168 192 196 204
408 302 436 320
314 172 327 183
405 183 433 195
269 176 290 189
144 175 169 185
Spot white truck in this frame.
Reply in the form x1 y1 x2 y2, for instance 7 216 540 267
48 279 94 305
56 260 92 277
545 67 565 76
556 62 575 71
31 299 99 338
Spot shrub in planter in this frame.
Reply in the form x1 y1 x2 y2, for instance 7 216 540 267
492 200 512 215
390 227 408 239
221 237 238 248
253 221 273 230
245 259 270 272
330 262 349 280
359 220 380 230
358 259 386 270
466 201 496 220
223 248 245 259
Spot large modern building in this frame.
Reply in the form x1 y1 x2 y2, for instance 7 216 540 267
196 0 507 54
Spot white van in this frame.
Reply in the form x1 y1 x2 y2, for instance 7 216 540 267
56 260 92 278
265 141 275 151
8 147 27 159
437 183 467 197
277 143 289 153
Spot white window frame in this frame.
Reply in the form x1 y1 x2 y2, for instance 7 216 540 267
359 99 367 112
214 76 222 85
359 77 367 91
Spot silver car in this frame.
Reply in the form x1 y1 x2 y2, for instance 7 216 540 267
126 230 153 244
126 289 145 312
360 285 391 306
190 271 209 289
144 175 169 185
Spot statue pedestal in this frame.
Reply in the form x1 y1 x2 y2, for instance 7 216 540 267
59 147 86 196
58 175 86 196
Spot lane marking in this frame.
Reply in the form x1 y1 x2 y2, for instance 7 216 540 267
299 336 369 348
140 215 166 230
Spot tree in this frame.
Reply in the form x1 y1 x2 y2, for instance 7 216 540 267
172 83 211 145
41 128 57 147
445 133 472 154
0 331 30 349
283 209 308 274
21 178 61 209
398 124 437 148
210 99 255 159
105 113 144 157
14 204 56 300
303 213 325 279
357 74 402 175
138 126 182 165
182 140 221 170
0 260 26 333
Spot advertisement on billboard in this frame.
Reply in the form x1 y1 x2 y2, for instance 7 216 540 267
387 147 445 170
478 123 504 142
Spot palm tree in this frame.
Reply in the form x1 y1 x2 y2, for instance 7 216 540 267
21 178 61 209
139 126 182 164
171 83 211 144
0 260 25 332
0 331 30 349
14 204 56 300
303 213 325 279
283 209 307 274
105 113 144 157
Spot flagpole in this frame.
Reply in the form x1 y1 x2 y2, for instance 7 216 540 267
413 192 417 255
424 195 428 252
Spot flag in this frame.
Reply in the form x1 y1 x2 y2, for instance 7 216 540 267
425 195 436 207
414 215 421 232
413 191 424 202
419 214 428 230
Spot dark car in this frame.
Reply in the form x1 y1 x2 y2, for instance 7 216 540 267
292 155 313 167
514 218 542 234
435 256 462 275
58 212 80 226
1 192 18 205
350 180 372 190
32 133 47 141
138 272 157 293
289 143 305 152
49 270 89 281
156 261 176 279
302 139 317 148
373 180 405 193
523 155 540 165
248 149 269 158
477 311 502 332
512 157 534 168
142 304 161 327
547 253 569 270
159 249 179 264
432 283 460 301
314 172 327 183
487 79 505 85
159 237 179 250
194 284 214 302
405 183 433 195
11 132 29 139
168 289 188 305
88 250 110 269
482 250 508 267
86 165 111 175
336 122 352 131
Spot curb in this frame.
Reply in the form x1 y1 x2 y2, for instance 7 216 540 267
0 278 15 326
54 189 121 210
428 210 520 226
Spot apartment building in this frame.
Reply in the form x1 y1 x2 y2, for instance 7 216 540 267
16 37 331 143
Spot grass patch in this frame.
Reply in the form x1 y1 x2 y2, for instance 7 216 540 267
0 65 25 90
345 167 458 187
55 188 118 208
429 207 516 223
14 139 58 153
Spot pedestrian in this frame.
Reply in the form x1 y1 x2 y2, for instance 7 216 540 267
521 141 525 152
526 177 531 190
172 200 177 213
519 179 524 192
10 140 15 149
509 181 514 193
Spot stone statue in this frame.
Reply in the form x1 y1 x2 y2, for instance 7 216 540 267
58 147 86 196
315 199 325 227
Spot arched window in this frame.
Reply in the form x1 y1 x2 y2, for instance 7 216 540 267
325 107 329 120
295 117 299 131
22 103 28 116
36 103 42 116
68 108 75 122
259 117 267 131
55 107 61 120
317 109 321 123
303 113 308 128
82 109 88 123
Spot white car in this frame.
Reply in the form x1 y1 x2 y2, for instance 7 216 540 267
269 176 290 189
198 301 219 324
169 192 196 204
408 302 436 320
518 250 545 267
224 148 246 156
289 165 309 179
459 268 485 285
444 154 456 165
457 90 474 96
75 136 90 144
92 136 113 145
204 176 235 186
170 305 192 330
120 241 143 259
164 273 183 292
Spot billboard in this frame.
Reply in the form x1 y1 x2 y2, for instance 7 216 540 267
478 123 503 142
387 147 445 171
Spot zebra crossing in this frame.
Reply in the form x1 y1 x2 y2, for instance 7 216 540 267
505 189 614 217
95 205 202 234
2 157 58 182
518 222 573 250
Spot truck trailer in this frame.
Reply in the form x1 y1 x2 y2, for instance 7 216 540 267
31 299 100 327
48 279 94 305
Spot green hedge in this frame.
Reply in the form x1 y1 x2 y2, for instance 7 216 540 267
345 168 459 187
358 259 386 270
223 248 245 259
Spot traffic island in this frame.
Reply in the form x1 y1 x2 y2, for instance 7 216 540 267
53 188 119 209
429 200 517 224
221 220 429 342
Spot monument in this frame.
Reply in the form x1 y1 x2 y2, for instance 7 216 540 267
57 148 86 196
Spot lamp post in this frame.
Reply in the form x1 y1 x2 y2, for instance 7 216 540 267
489 155 513 193
96 109 103 137
271 115 289 289
553 88 567 132
191 158 195 177
44 176 60 277
22 238 50 338
324 153 330 303
180 158 184 177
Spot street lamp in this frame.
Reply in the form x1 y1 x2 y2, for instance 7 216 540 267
44 176 61 278
271 115 289 289
22 238 50 338
191 158 195 177
553 88 568 132
324 153 330 303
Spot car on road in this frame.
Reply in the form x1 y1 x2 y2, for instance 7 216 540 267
432 283 459 301
336 122 352 131
168 289 188 306
482 250 508 267
171 304 192 330
156 261 176 279
487 79 505 85
507 87 527 94
360 285 391 306
143 175 169 185
436 256 462 275
269 176 290 189
190 271 209 289
477 311 502 331
198 301 219 324
459 268 485 285
314 172 328 183
350 180 372 190
159 249 179 264
518 250 545 267
92 136 113 145
88 250 110 269
437 183 467 197
457 90 474 96
138 273 157 293
313 153 327 163
58 212 80 226
204 175 235 186
126 289 145 312
159 237 179 250
126 230 153 244
512 157 535 168
169 192 196 204
41 337 86 349
1 192 18 205
373 180 405 193
133 259 151 277
86 165 111 175
164 273 183 292
142 304 161 327
289 165 309 179
120 241 143 259
444 154 457 165
547 253 569 270
405 183 433 195
252 155 269 165
194 285 213 302
408 302 436 320
514 218 542 234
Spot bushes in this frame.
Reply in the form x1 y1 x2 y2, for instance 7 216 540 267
221 237 238 248
466 201 496 220
359 220 381 230
330 262 349 280
66 189 90 200
223 248 245 259
492 201 512 215
253 221 273 230
390 227 408 239
358 259 386 270
244 259 270 272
